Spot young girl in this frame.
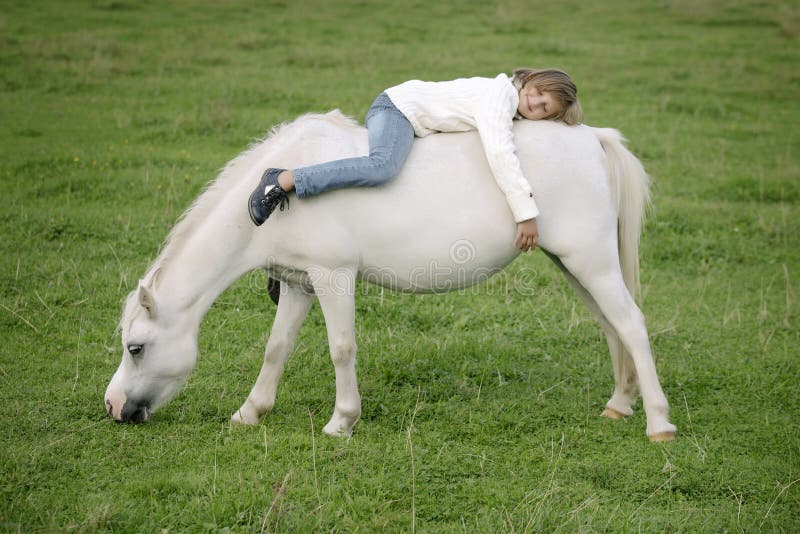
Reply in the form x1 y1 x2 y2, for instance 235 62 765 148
248 68 582 252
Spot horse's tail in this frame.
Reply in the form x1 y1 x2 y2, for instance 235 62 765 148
592 127 651 301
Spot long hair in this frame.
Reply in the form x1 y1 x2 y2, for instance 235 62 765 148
512 68 583 125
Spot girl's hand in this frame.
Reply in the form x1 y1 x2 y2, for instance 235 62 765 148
514 218 538 252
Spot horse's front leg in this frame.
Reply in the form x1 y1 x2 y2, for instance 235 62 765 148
232 283 313 425
312 268 361 437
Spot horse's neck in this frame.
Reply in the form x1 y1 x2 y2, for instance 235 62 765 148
152 187 259 318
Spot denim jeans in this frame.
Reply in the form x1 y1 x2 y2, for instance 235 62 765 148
293 93 415 199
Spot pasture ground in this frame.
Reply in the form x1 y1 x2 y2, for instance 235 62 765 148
1 0 798 531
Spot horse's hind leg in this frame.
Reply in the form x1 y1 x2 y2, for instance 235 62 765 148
232 283 313 425
546 253 638 418
601 335 639 420
568 273 639 418
561 249 676 441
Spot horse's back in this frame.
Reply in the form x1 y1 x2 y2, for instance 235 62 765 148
259 116 613 291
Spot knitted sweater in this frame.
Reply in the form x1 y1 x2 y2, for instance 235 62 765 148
385 74 538 222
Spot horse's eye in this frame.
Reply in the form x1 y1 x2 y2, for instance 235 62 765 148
127 344 144 357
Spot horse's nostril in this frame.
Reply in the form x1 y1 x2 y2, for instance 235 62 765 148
105 399 114 417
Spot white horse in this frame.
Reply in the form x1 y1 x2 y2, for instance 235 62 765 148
105 111 677 442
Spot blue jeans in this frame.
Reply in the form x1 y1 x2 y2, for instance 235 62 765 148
293 93 415 198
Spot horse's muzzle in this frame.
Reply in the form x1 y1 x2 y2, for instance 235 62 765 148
107 398 150 423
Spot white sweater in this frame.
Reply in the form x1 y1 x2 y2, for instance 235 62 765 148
385 74 538 222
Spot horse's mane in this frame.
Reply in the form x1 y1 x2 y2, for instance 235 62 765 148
139 110 361 290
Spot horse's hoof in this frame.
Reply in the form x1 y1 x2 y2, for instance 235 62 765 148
230 405 260 426
322 413 358 438
601 407 629 419
322 422 352 438
230 412 248 426
648 431 676 442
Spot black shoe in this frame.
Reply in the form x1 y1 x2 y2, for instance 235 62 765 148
249 168 290 226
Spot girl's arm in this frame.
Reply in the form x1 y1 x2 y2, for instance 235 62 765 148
474 82 538 222
474 82 539 250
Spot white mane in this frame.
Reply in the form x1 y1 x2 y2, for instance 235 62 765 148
140 110 361 288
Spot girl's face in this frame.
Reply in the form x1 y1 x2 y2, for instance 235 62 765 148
517 83 560 121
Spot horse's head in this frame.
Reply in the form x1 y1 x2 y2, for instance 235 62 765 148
105 284 198 423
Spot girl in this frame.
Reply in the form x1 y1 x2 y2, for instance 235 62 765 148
248 68 582 252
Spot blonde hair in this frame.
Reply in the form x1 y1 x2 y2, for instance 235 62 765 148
512 68 583 125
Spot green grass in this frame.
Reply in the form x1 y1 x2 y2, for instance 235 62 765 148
1 0 798 531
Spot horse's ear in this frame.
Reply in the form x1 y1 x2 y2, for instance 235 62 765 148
138 285 157 319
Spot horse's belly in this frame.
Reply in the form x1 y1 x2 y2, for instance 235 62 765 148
337 132 522 292
360 255 510 293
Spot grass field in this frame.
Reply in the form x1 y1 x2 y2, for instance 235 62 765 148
1 0 798 531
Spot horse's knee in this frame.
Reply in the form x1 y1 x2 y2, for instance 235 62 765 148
264 335 292 361
616 311 648 345
329 337 357 366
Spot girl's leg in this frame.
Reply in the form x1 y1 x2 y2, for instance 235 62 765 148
248 94 413 225
292 96 415 198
